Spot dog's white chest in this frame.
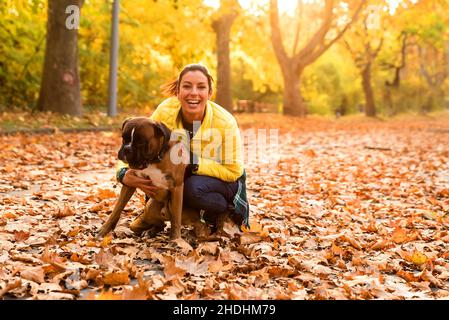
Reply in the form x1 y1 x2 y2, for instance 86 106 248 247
137 165 169 189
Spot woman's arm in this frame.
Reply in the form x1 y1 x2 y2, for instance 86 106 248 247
121 169 159 197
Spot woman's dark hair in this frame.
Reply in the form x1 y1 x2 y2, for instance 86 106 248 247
161 64 214 97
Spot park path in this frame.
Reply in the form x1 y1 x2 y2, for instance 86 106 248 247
1 118 449 299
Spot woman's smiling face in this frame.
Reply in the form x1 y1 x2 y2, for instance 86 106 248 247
177 70 212 123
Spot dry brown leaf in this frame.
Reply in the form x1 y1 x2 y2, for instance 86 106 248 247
21 266 46 284
392 227 409 244
196 241 219 256
0 279 22 298
97 188 117 200
2 212 17 220
94 249 116 269
172 238 193 254
331 242 346 257
436 189 449 198
396 270 420 282
101 271 130 286
370 239 391 250
14 230 30 242
160 256 187 280
420 269 443 287
53 204 75 218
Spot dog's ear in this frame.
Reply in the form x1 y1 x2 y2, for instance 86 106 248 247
121 117 134 132
154 121 171 142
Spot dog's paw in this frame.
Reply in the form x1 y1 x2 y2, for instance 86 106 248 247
96 227 109 239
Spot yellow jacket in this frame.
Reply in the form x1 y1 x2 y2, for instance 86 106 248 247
117 97 244 182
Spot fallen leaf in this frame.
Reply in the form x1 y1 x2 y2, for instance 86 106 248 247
392 227 409 244
160 256 187 280
411 250 428 266
21 266 46 284
97 188 117 200
172 238 193 254
371 239 391 250
101 271 130 286
100 234 113 248
14 230 30 242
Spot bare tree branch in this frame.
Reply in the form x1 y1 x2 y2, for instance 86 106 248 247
292 0 304 56
297 0 334 64
269 0 290 71
301 0 367 67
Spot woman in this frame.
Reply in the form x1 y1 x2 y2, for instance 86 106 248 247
116 64 249 235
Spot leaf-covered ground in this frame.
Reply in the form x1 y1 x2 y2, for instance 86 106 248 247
1 114 449 300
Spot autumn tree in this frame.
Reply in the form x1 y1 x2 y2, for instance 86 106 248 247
212 0 240 112
37 0 83 116
269 0 366 117
412 0 449 112
343 4 385 117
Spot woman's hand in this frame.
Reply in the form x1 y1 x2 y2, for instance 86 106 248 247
122 169 159 198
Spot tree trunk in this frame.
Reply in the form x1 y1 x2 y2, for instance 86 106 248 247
37 0 83 116
361 65 376 117
282 68 306 116
269 0 366 117
212 11 237 113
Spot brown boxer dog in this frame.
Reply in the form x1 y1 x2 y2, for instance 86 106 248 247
97 117 209 240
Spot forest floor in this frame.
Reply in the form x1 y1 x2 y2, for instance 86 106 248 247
1 112 449 300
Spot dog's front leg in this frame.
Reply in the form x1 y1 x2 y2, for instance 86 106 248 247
97 185 136 238
169 184 183 239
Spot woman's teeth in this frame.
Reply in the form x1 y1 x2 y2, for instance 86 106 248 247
187 100 200 106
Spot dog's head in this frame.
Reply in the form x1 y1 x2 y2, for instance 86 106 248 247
118 117 171 169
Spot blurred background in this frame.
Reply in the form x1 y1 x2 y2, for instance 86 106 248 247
0 0 448 120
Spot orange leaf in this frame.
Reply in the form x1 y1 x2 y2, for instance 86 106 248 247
14 231 30 242
101 271 130 286
86 240 98 247
392 227 409 244
241 221 268 237
97 188 117 200
2 212 17 220
371 239 390 250
53 204 75 218
303 149 317 158
340 235 363 250
3 164 14 173
362 221 378 233
239 233 264 245
331 242 346 256
68 227 82 237
89 203 104 213
436 189 449 198
396 270 420 282
100 234 113 248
